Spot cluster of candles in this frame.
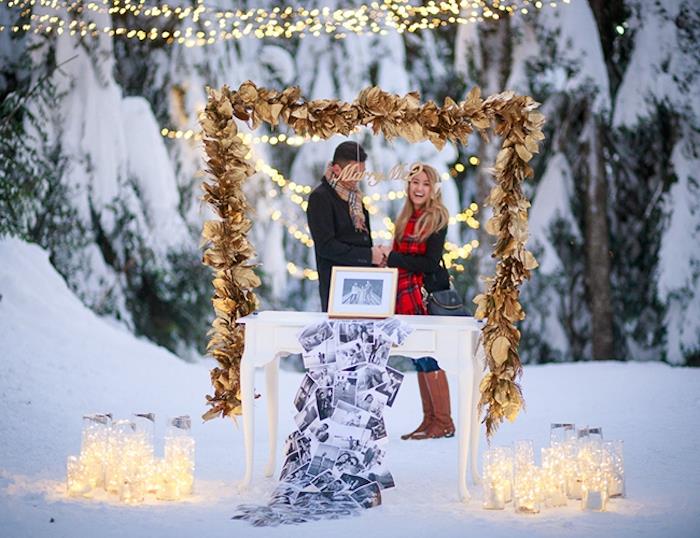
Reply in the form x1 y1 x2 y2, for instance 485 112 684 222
482 424 625 513
66 413 195 504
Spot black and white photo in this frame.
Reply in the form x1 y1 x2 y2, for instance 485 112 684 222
315 386 334 420
294 400 319 433
294 374 317 412
350 482 382 509
331 400 371 429
307 444 339 476
299 321 334 352
302 340 337 370
377 366 404 407
335 340 366 370
366 416 388 441
332 371 357 406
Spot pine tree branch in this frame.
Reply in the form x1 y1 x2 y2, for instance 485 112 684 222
0 54 78 129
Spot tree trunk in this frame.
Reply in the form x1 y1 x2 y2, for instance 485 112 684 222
582 110 615 359
475 18 512 277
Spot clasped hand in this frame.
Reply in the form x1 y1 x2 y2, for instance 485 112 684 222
371 245 392 267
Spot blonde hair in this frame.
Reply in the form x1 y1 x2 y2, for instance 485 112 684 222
394 163 449 242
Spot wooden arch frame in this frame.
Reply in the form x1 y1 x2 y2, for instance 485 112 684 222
199 81 544 438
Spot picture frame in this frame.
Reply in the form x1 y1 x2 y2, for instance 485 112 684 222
327 267 398 319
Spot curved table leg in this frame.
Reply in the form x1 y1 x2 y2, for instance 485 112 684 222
238 353 255 491
458 363 474 503
470 333 485 485
263 355 280 478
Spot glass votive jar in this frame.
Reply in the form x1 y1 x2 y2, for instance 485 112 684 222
577 426 604 441
119 465 146 504
513 464 541 514
578 439 609 511
80 414 111 488
133 413 156 449
550 423 576 446
514 440 535 472
66 455 92 497
482 447 513 510
104 419 135 494
541 447 567 507
604 440 625 498
164 416 195 496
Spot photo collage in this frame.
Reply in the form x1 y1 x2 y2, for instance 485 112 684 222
232 318 412 526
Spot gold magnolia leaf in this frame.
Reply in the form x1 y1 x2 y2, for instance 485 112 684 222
522 250 539 270
479 373 493 394
238 81 258 104
202 407 222 422
484 216 501 236
491 335 511 367
232 266 261 289
515 144 533 162
505 401 521 422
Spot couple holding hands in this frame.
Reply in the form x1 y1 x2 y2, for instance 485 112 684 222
307 141 455 440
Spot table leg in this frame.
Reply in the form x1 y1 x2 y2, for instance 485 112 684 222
263 355 280 478
469 337 484 485
458 363 473 503
238 353 255 491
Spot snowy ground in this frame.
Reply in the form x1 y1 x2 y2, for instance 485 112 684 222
1 237 699 538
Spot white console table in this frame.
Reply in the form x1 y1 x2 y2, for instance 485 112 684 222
237 310 485 502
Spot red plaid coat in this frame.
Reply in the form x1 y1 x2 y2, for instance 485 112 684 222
393 213 428 315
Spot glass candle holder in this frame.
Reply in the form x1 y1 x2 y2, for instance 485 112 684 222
66 455 92 497
513 441 539 514
513 463 541 514
80 414 112 489
514 440 535 471
104 419 135 494
482 447 513 510
577 439 609 511
550 423 576 446
577 426 604 442
541 447 568 507
604 440 625 498
162 416 195 498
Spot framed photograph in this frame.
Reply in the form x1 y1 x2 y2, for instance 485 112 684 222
328 267 398 319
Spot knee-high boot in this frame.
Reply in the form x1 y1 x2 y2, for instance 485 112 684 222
400 372 433 440
423 369 455 439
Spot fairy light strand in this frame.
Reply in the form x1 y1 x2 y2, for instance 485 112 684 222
0 0 572 45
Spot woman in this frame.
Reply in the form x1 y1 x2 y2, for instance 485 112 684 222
381 163 455 440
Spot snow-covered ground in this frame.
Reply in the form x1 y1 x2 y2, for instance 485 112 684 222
1 237 699 537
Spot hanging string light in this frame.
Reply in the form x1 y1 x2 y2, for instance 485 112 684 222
0 0 571 45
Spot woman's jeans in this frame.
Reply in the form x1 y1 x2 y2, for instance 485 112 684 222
412 357 440 372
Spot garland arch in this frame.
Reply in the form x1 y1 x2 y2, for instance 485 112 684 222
199 81 544 439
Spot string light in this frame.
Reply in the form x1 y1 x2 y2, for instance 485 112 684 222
0 0 570 45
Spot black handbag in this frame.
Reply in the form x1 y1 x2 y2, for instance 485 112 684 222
423 259 468 316
426 288 469 316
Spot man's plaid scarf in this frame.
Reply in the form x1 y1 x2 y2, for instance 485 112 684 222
393 212 427 315
327 176 367 232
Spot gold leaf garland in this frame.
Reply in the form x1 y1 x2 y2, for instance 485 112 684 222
199 81 544 438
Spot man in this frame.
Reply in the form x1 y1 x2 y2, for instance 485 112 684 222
307 141 385 311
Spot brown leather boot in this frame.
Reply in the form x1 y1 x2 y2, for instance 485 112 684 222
423 369 455 439
401 372 433 440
